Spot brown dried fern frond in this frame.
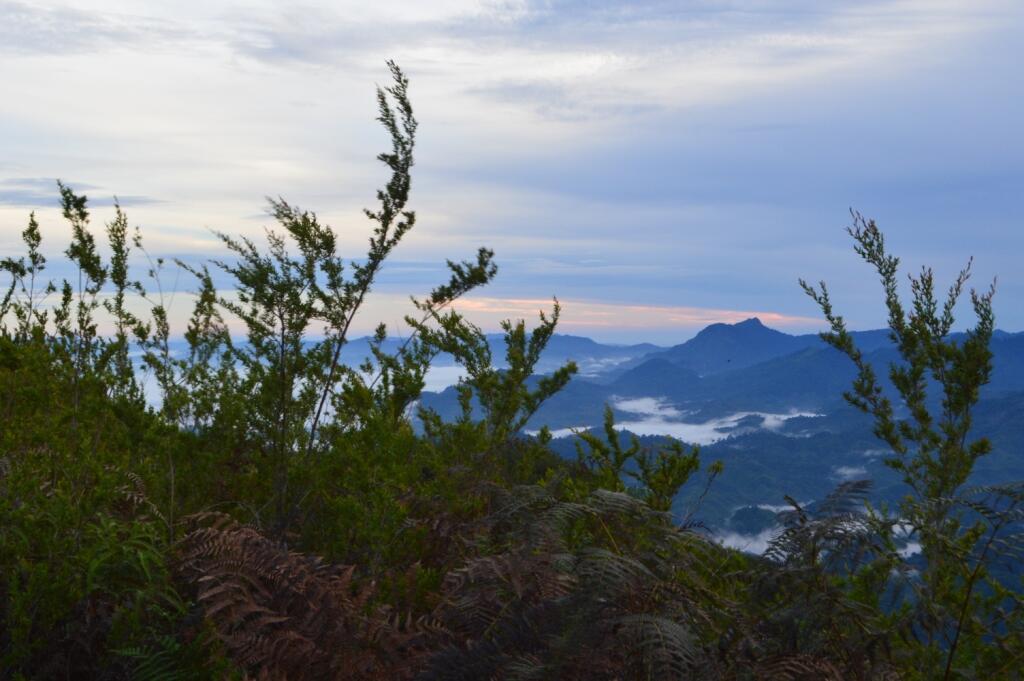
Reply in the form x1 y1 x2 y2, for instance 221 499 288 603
176 512 431 680
417 485 725 680
114 470 168 527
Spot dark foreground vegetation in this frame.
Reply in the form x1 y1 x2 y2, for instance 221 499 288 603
2 63 1022 680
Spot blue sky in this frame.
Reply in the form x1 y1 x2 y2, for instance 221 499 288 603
1 0 1021 343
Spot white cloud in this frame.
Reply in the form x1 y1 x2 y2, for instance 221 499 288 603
832 465 868 481
716 527 780 555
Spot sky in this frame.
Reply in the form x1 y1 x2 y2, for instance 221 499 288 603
1 0 1021 344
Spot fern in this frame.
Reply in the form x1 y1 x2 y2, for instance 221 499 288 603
177 512 430 680
420 484 725 680
115 635 188 681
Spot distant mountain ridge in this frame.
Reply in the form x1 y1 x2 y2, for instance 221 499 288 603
419 318 1024 429
410 318 1024 530
334 332 663 377
607 318 896 379
595 320 1024 414
634 317 820 376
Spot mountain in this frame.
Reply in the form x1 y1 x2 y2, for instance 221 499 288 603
544 390 1024 529
609 358 701 397
420 321 1024 429
651 318 821 375
990 332 1024 394
500 334 663 376
694 345 857 412
335 333 661 377
605 317 822 379
416 320 1024 532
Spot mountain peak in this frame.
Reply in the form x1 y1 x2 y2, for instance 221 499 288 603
644 316 821 376
696 316 771 339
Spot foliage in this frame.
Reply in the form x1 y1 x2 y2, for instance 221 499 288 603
801 214 1024 679
573 405 720 515
177 512 423 680
0 65 1021 681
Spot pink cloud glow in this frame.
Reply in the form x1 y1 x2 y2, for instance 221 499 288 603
450 296 822 332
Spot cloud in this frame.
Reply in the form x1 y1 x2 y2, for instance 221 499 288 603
0 178 160 208
0 188 59 207
716 527 780 555
0 1 188 56
444 0 1008 122
450 296 821 332
463 79 660 122
832 465 869 481
0 177 99 190
2 0 1020 338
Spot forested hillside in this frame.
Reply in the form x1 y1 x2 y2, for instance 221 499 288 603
2 64 1022 680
